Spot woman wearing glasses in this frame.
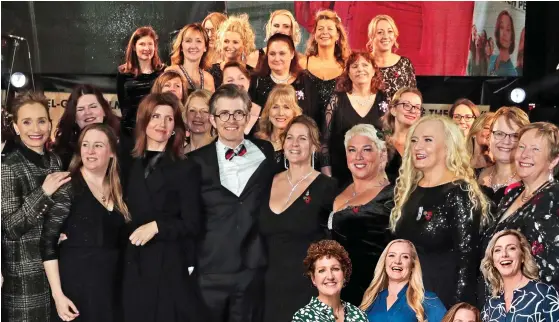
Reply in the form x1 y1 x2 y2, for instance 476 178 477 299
381 87 423 183
478 106 529 206
449 98 480 137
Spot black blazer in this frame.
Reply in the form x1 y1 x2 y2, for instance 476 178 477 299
188 138 275 274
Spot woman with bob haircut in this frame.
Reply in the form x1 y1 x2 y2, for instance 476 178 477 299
480 229 558 322
151 69 189 107
488 11 517 76
448 98 480 137
53 84 121 170
391 115 490 308
117 26 165 134
121 93 207 322
292 240 368 322
441 302 480 322
168 23 215 94
360 239 446 322
321 51 387 188
202 12 227 66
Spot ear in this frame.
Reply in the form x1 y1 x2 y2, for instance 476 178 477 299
390 106 397 117
310 273 316 287
209 115 217 129
12 122 20 135
549 155 559 171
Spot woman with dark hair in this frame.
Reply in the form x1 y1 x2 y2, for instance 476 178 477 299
122 93 206 322
202 12 227 66
2 92 71 321
117 26 166 134
299 9 350 123
441 303 480 322
168 23 215 94
448 98 480 137
488 11 517 76
53 84 121 170
251 33 317 124
320 51 387 187
42 124 130 322
467 30 488 76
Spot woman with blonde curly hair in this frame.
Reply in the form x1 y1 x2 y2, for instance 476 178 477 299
361 240 446 322
168 23 215 94
480 230 558 322
247 9 302 68
292 240 368 322
367 15 416 101
207 14 256 88
299 9 351 127
202 12 227 66
390 115 490 308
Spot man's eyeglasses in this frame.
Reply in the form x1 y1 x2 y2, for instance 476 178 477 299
396 102 422 113
214 110 247 122
452 114 476 122
492 130 519 142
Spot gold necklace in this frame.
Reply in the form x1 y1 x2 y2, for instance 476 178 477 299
82 170 108 205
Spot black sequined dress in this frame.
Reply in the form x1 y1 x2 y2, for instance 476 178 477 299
379 57 416 102
305 70 339 130
394 180 481 308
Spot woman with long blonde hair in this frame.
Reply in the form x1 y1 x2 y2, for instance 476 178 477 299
390 115 490 308
466 112 495 176
360 240 446 322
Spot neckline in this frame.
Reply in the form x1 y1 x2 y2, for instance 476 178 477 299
17 141 49 168
305 69 340 82
334 184 392 213
378 56 402 69
79 172 114 212
344 92 378 119
268 173 322 215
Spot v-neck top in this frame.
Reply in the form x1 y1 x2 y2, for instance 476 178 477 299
366 284 446 322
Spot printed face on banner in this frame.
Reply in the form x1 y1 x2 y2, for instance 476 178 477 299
271 14 292 37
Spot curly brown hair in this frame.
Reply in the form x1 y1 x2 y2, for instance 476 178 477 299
303 240 352 283
336 51 383 93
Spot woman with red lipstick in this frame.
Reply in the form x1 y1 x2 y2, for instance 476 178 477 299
121 93 207 322
449 98 480 137
2 92 71 321
259 115 337 322
168 23 215 94
481 230 558 321
367 15 416 102
53 84 121 170
480 122 559 296
117 26 165 135
320 51 387 189
382 87 423 184
390 115 490 308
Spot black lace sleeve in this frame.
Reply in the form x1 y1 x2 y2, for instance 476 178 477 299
320 93 339 168
402 57 417 88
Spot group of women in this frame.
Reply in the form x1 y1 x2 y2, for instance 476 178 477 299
1 7 558 322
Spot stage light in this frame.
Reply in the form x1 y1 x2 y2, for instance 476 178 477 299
510 88 526 104
10 72 28 89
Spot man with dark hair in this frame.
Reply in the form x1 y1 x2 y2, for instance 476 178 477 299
188 84 274 322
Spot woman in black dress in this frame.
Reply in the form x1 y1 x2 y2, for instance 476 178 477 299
42 124 129 322
320 51 387 189
52 84 121 170
367 15 417 102
122 93 206 322
251 33 318 125
168 23 215 94
480 122 559 299
117 26 165 134
208 14 255 88
390 115 490 308
329 124 393 305
259 115 337 322
2 92 71 321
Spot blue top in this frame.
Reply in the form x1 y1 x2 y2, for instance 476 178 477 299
482 280 559 322
488 54 517 76
366 284 446 322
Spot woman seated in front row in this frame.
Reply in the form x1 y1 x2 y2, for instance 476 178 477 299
480 229 558 322
360 239 447 322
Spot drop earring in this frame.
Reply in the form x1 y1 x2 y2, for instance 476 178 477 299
549 170 554 183
311 151 315 169
284 157 289 169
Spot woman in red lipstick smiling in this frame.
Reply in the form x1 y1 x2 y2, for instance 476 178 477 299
390 115 490 308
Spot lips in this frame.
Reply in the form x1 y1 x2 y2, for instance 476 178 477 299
519 162 534 168
85 157 98 162
500 260 513 266
224 126 238 131
353 163 366 169
28 134 44 140
288 150 301 155
404 115 417 121
415 154 426 160
496 147 513 152
391 267 403 272
84 117 98 123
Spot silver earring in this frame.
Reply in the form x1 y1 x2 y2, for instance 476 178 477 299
284 157 289 169
172 131 176 136
549 171 554 183
311 151 315 169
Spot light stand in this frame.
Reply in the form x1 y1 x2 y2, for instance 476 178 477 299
4 39 20 107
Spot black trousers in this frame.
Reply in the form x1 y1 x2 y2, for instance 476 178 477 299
198 269 265 322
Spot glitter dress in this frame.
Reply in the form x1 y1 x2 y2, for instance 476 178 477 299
379 57 416 102
305 72 339 129
321 91 388 189
394 180 481 308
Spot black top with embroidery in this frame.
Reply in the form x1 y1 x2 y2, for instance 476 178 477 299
379 57 416 102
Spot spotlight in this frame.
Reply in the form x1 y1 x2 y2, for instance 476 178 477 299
10 72 28 89
510 87 526 104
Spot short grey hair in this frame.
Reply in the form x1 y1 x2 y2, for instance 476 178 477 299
344 124 386 151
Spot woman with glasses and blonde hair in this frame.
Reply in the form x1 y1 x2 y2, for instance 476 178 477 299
247 9 302 69
441 303 480 322
448 98 480 137
480 229 558 321
367 15 416 101
391 115 490 308
466 112 495 177
360 239 446 322
478 106 529 206
382 87 423 183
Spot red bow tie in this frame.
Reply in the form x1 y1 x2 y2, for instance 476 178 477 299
225 144 247 161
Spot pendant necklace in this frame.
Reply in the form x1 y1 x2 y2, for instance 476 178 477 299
282 169 314 211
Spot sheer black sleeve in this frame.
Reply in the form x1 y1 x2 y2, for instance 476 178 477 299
320 93 339 168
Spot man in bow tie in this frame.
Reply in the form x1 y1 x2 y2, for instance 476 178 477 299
188 84 275 322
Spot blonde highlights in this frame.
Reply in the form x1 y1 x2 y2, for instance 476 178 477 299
264 10 301 46
216 14 256 60
305 9 350 66
255 84 302 141
367 15 400 54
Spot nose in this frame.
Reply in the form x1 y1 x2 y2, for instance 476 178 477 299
87 145 95 155
395 256 402 264
326 269 334 280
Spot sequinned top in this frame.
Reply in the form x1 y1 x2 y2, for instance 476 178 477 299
306 70 340 127
292 296 368 322
379 57 416 102
481 280 558 322
481 181 559 287
394 180 481 308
